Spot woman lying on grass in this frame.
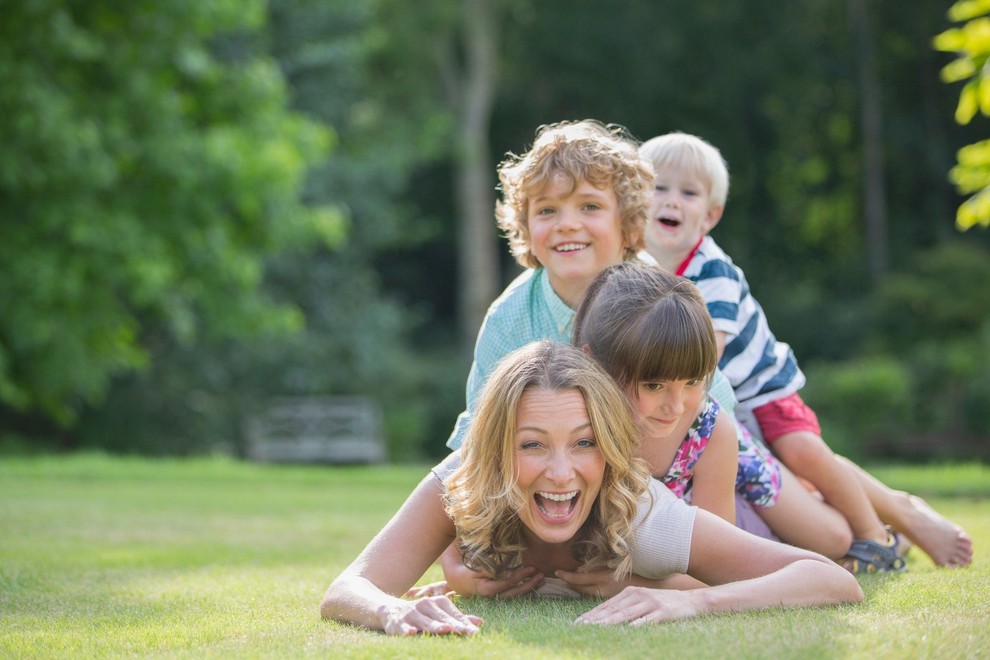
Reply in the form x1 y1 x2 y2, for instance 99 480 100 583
320 341 862 635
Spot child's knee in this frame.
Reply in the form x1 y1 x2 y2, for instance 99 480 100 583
823 521 855 559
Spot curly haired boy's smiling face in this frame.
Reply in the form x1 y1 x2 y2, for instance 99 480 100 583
527 177 628 308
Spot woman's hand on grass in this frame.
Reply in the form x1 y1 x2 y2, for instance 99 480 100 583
556 569 704 598
377 595 483 635
574 586 702 626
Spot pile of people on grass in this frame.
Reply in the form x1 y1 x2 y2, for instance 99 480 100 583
320 120 974 634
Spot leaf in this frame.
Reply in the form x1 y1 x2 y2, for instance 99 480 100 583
949 0 990 22
956 188 990 229
940 56 977 83
963 17 990 52
979 75 990 115
934 27 968 52
956 80 980 123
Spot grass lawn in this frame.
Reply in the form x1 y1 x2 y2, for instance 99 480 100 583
1 454 988 659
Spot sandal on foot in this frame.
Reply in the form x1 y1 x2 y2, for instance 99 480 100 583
843 526 907 574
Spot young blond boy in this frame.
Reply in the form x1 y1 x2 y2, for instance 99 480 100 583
638 131 972 570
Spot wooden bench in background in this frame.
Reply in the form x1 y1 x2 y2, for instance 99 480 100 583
246 396 386 464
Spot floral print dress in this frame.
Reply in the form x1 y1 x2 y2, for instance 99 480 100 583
659 396 781 509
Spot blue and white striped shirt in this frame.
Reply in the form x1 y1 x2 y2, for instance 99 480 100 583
678 236 804 411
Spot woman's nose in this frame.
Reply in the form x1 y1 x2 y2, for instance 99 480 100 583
545 452 575 483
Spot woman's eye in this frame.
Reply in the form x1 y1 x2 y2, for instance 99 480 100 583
576 438 597 449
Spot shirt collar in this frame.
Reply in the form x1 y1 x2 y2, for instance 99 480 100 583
538 268 576 338
675 237 705 276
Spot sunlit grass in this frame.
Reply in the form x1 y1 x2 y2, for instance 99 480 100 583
865 461 990 498
1 453 987 658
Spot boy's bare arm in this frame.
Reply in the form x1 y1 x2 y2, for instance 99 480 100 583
714 330 728 361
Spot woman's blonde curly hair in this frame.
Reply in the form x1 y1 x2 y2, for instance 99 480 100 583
443 341 651 580
496 120 654 269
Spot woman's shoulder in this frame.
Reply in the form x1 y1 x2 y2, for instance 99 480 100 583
431 450 462 484
629 480 698 577
635 479 696 523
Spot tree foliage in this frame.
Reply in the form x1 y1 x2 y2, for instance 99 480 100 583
934 0 990 229
0 0 340 424
4 0 988 460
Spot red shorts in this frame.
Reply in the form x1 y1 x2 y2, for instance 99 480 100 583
752 392 821 443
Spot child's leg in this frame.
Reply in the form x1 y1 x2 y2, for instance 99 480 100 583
755 462 853 560
754 394 890 545
772 431 890 544
836 456 973 568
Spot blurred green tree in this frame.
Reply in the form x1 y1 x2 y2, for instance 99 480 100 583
0 0 340 425
75 0 474 458
364 0 502 356
804 242 990 461
9 0 986 460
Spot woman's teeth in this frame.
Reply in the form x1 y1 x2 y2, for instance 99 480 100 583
538 491 578 501
535 490 578 518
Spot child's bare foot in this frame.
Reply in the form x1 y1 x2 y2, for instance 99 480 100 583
898 495 972 568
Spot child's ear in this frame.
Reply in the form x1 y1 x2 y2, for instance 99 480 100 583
580 343 593 355
703 204 724 233
625 224 644 252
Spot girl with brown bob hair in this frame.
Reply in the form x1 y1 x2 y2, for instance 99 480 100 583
574 262 865 562
573 262 719 393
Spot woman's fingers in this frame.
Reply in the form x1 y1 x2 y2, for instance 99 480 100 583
403 580 452 599
575 587 700 626
494 571 544 599
554 568 612 597
381 596 482 635
475 566 543 598
575 591 641 625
